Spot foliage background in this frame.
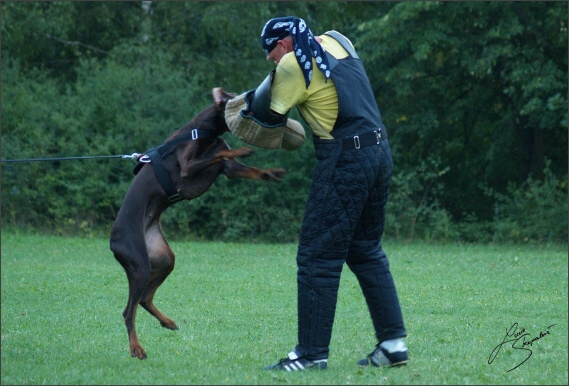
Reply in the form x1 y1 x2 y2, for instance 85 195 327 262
1 1 567 243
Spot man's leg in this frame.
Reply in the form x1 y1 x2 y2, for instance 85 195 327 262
346 240 406 342
295 245 346 360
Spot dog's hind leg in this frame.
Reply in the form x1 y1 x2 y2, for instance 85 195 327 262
124 263 151 359
111 228 151 360
139 221 179 331
114 244 150 359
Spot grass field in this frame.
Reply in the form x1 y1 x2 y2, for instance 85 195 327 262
1 231 567 385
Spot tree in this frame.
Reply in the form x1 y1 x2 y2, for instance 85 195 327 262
356 1 567 221
2 1 566 242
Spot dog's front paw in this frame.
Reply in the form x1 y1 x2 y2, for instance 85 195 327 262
262 168 287 181
234 147 254 158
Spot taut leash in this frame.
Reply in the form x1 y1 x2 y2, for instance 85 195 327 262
1 153 142 163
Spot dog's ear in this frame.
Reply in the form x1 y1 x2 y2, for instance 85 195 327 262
212 87 237 109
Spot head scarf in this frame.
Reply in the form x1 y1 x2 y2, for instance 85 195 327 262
260 16 330 89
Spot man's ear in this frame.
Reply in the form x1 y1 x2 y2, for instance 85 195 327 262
282 36 293 51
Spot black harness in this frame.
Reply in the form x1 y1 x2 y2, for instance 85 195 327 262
133 128 217 203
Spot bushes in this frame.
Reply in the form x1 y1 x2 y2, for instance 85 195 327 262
460 160 568 244
384 158 459 242
384 159 567 244
491 160 567 243
1 50 203 234
2 53 565 244
2 1 566 243
1 52 315 241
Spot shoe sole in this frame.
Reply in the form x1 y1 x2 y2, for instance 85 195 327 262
265 363 328 371
387 360 408 368
357 360 408 368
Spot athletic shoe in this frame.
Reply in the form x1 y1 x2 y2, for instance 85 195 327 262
357 343 408 367
264 351 328 371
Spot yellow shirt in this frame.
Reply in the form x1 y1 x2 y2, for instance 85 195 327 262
270 33 352 139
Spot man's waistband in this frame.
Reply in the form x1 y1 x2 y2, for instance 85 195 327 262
341 128 383 150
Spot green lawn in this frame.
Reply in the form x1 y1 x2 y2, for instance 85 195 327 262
1 232 567 385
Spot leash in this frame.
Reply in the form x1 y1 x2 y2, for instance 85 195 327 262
1 153 142 163
3 128 214 204
2 128 215 164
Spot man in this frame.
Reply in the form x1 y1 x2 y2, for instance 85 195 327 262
248 16 408 371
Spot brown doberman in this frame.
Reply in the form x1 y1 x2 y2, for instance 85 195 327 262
110 88 285 359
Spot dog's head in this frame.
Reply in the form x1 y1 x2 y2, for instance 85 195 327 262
212 87 237 111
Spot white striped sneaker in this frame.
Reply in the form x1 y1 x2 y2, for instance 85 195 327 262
264 351 328 371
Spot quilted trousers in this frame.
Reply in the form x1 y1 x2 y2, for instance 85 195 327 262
293 136 406 361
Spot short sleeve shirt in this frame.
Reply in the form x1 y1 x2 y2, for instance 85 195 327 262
269 34 352 139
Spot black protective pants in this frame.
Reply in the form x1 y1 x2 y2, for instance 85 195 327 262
294 135 407 360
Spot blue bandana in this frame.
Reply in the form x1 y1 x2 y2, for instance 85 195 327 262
261 16 330 89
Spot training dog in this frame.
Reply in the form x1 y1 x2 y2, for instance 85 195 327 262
110 88 286 359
